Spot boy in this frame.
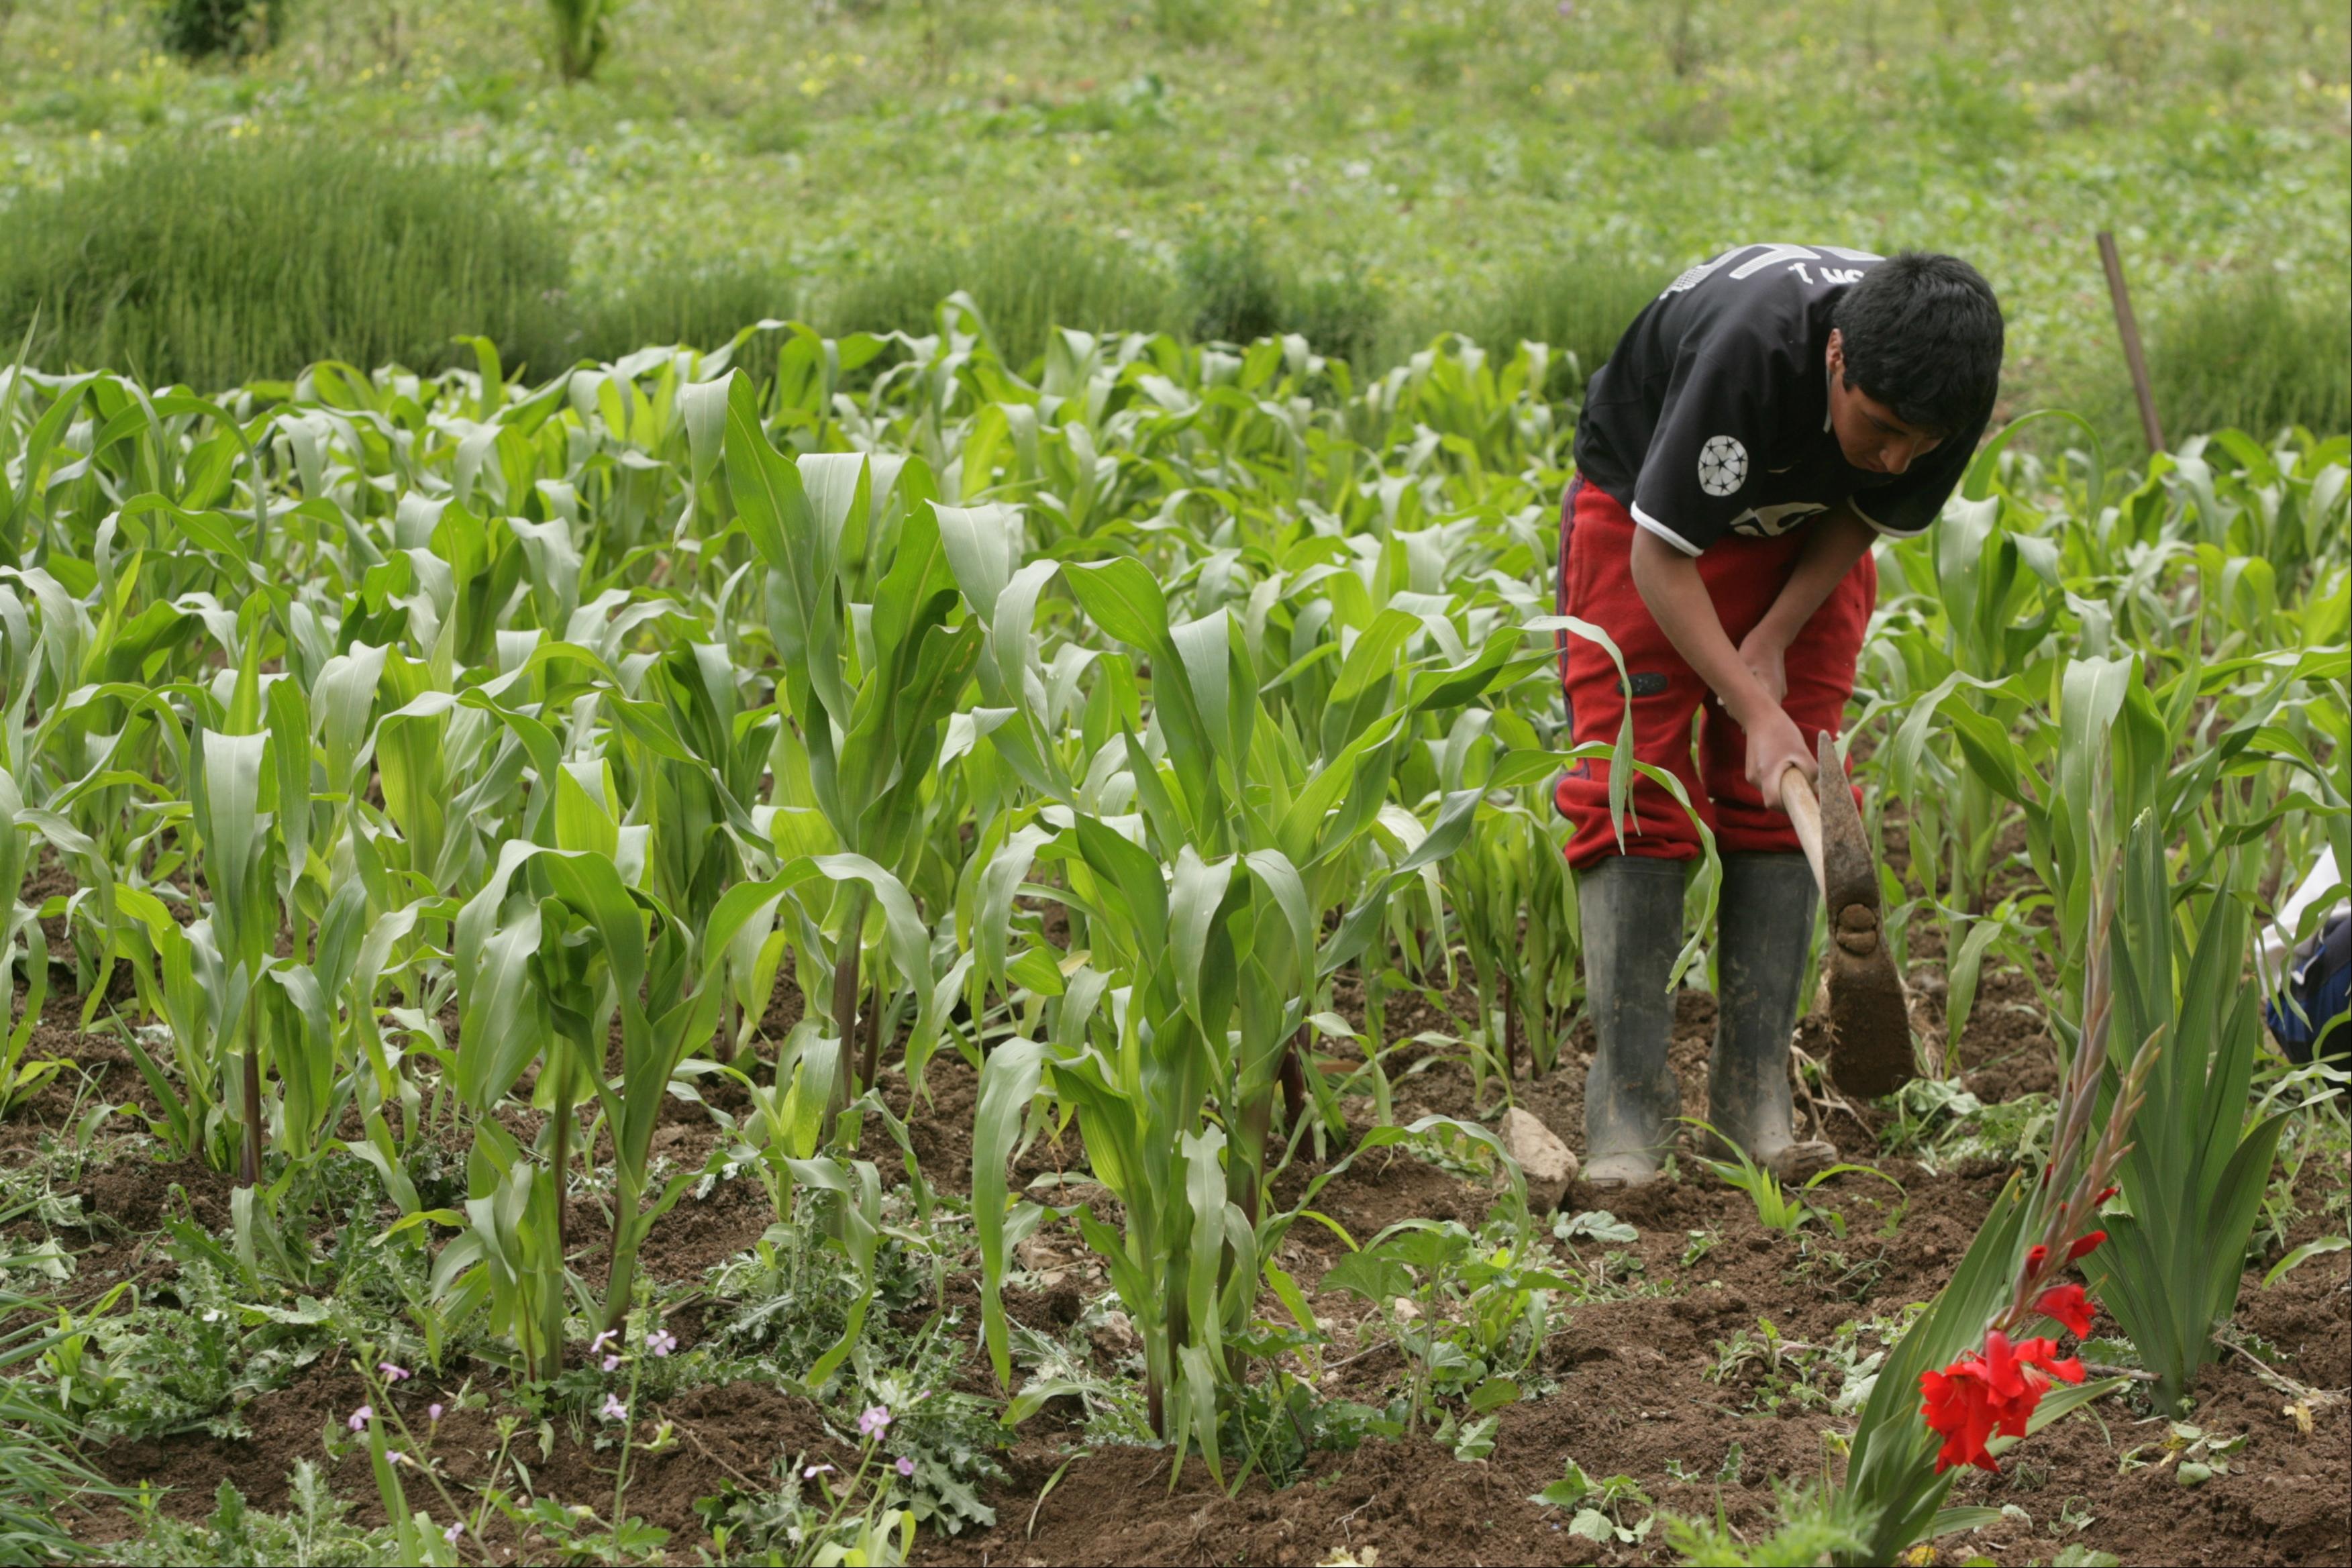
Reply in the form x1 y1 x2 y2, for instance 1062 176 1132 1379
1557 245 2004 1190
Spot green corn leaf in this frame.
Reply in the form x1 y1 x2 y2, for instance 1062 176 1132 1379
972 1036 1047 1388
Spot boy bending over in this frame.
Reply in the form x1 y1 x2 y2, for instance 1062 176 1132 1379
1557 245 2004 1190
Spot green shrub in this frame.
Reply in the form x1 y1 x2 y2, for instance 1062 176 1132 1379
813 223 1394 372
0 138 572 389
2149 271 2351 442
1149 0 1235 48
1176 231 1390 364
1447 251 1670 396
154 0 285 60
548 0 616 82
821 225 1188 368
579 261 802 360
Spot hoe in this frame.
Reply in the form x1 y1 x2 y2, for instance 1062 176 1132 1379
1780 732 1916 1098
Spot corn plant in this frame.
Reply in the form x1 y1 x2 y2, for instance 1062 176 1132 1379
1443 782 1578 1089
701 372 974 1106
442 843 711 1365
0 765 62 1110
444 831 930 1371
965 735 1469 1459
105 638 360 1187
1892 636 2347 1034
0 305 2340 1522
962 546 1635 1468
704 1021 896 1386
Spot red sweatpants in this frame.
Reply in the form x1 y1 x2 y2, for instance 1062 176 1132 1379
1553 479 1873 869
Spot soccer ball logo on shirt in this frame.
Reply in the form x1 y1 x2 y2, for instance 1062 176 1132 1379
1697 434 1748 496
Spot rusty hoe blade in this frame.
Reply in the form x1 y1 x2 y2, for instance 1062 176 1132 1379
1814 731 1916 1098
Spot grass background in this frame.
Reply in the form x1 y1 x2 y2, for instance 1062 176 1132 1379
0 0 2345 450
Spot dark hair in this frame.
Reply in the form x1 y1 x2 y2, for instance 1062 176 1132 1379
1831 252 2004 434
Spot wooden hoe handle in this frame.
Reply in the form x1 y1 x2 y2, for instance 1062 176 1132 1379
1779 764 1827 896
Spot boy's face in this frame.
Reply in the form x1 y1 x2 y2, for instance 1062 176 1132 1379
1826 329 1944 476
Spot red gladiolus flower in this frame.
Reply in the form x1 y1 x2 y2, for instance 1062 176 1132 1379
2032 1284 2096 1338
2025 1243 2049 1273
2014 1335 2086 1387
1919 1331 2086 1473
2065 1229 2106 1261
2093 1186 2118 1204
1920 1364 2002 1475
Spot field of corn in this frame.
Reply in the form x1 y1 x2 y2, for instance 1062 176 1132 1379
0 1 2344 1563
0 307 2339 1567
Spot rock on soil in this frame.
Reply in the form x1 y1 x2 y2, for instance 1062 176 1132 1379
1498 1104 1578 1208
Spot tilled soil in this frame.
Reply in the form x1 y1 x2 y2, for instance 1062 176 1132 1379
911 1010 2350 1568
84 1362 853 1555
13 935 2350 1565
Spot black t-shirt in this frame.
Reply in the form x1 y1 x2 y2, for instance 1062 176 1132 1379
1571 243 1984 556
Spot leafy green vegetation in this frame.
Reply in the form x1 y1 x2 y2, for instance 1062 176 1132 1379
1 0 2343 443
0 138 570 390
0 2 2341 1559
0 305 2335 1557
0 1249 118 1560
2148 272 2352 443
152 0 284 62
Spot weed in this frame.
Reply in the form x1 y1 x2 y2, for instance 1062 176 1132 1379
1439 251 1671 399
823 224 1186 370
1706 1318 1884 1418
1688 1120 1906 1237
1681 1229 1719 1269
154 0 283 60
1878 1079 2055 1173
119 1467 409 1567
2150 272 2352 446
1789 1237 1892 1304
1664 1480 1870 1567
0 138 572 388
1529 1458 1655 1545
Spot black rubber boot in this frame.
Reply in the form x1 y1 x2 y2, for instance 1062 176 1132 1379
1709 852 1836 1177
1578 855 1687 1190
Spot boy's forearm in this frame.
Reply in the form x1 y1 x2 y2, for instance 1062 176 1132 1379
1749 507 1875 649
1628 530 1776 725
